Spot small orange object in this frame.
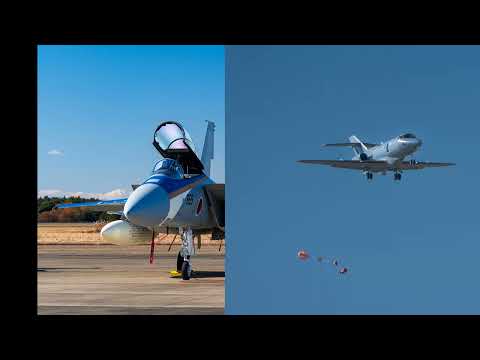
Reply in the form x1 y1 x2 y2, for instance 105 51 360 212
297 250 310 260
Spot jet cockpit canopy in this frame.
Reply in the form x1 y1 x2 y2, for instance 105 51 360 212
153 122 196 153
153 121 204 174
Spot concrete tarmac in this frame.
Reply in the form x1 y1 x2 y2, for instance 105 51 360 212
37 245 225 315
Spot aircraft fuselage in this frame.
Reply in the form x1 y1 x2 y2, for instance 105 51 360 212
124 170 217 231
353 135 422 169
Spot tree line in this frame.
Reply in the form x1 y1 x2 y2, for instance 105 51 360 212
37 196 119 222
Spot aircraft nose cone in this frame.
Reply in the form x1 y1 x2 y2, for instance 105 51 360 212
124 183 170 227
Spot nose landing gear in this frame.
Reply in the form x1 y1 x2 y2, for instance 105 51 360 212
179 226 194 280
176 251 183 272
394 172 402 181
181 260 192 280
364 171 373 181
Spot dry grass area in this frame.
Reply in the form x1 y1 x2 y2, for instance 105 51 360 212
37 222 221 246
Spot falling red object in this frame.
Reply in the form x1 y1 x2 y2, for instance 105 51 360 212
339 267 348 274
297 250 310 260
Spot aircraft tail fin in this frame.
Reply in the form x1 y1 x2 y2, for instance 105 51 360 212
349 135 368 155
201 120 215 177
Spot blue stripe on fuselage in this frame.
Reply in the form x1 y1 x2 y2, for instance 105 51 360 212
143 174 206 196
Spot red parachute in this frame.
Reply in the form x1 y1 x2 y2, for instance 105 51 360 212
297 250 310 260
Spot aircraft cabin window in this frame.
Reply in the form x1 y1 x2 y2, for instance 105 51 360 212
400 133 416 139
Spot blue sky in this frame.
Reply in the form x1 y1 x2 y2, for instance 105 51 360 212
38 45 224 198
226 45 480 314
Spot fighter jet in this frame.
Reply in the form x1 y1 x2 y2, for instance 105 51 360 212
298 133 455 181
55 120 224 280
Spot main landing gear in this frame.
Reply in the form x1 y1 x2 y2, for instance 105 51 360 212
365 170 402 181
179 226 194 280
176 251 183 272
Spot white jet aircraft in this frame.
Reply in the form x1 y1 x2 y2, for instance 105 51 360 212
298 133 455 181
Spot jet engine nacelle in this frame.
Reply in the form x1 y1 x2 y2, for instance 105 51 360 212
359 152 369 161
100 220 152 245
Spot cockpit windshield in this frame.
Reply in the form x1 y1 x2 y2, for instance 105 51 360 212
399 133 416 139
151 159 184 178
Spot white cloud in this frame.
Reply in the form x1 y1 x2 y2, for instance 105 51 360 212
102 189 130 198
38 188 131 200
48 149 64 156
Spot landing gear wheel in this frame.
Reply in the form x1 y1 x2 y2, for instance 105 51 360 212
366 172 373 181
394 173 402 181
176 251 183 272
181 261 191 280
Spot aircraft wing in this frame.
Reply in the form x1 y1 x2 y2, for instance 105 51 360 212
323 143 379 149
54 198 128 212
203 184 224 231
399 161 456 170
298 159 388 171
